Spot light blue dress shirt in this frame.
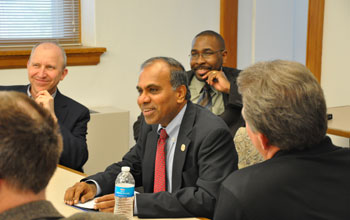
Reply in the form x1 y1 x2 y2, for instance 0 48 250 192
157 103 187 193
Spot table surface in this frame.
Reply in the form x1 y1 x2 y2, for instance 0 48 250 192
47 165 204 220
327 105 350 138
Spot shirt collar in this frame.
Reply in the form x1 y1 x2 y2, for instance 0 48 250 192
27 85 57 99
157 104 187 137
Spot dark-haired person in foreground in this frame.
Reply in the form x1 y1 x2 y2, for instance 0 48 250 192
213 60 350 220
64 57 238 218
0 42 90 172
0 91 125 220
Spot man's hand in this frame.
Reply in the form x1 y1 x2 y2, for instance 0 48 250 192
64 182 97 206
202 70 231 94
35 90 57 122
94 193 115 212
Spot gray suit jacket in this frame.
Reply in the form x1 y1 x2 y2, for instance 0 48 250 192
86 101 238 218
0 85 90 172
0 200 126 220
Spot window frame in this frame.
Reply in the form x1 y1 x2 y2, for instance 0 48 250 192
0 0 106 69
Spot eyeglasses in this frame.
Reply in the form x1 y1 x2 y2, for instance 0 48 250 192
189 50 224 60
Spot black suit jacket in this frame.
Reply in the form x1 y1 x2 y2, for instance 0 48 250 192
0 85 90 172
87 102 238 218
187 66 244 135
213 137 350 220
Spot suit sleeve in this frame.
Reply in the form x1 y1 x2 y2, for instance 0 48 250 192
58 107 90 172
220 68 244 134
136 128 238 218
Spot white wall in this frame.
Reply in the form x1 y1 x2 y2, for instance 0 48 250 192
0 0 220 146
321 0 350 147
237 0 308 69
237 0 349 147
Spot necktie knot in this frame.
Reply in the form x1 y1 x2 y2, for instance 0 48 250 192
202 84 211 93
159 128 168 140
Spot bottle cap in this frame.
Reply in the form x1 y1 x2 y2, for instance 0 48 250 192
121 166 130 172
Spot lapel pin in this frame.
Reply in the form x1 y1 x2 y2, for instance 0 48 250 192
181 144 186 152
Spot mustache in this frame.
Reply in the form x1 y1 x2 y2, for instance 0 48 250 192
193 65 212 71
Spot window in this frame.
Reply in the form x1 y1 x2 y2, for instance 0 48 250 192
0 0 81 47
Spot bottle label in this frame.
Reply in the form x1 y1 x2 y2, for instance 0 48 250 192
115 184 134 197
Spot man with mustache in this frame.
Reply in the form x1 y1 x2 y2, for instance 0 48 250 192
133 31 243 142
188 30 243 136
64 57 237 219
0 42 90 172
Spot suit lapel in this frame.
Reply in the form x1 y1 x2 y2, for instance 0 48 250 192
171 102 196 191
143 125 159 192
54 89 68 122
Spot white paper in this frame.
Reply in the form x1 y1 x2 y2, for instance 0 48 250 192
73 197 98 210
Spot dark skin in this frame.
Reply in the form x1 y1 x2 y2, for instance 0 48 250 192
190 35 231 94
64 60 187 212
64 182 114 212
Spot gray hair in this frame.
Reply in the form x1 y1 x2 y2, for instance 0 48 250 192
29 41 67 70
141 56 191 100
237 60 327 151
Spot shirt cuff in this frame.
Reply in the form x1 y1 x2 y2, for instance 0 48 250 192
134 191 139 215
85 179 102 196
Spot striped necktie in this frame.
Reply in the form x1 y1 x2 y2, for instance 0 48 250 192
197 84 212 110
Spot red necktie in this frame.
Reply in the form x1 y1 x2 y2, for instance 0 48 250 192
153 129 168 193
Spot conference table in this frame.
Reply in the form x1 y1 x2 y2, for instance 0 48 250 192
327 105 350 138
47 165 205 220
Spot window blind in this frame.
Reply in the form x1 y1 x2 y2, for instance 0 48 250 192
0 0 81 47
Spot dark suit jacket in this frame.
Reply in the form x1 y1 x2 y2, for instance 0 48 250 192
0 85 90 172
0 200 127 220
187 66 244 136
87 102 238 218
213 137 350 220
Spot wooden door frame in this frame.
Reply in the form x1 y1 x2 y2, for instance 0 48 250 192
220 0 325 82
220 0 238 68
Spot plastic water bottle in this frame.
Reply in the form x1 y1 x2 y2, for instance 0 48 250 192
114 166 135 220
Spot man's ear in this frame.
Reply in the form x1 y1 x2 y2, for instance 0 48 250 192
60 68 68 81
257 133 269 151
176 85 187 103
222 50 228 64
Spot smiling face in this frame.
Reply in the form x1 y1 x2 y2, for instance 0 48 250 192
27 43 68 97
137 60 186 127
190 35 227 81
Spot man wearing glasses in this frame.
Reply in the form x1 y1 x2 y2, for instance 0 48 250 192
188 30 243 136
133 31 243 141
